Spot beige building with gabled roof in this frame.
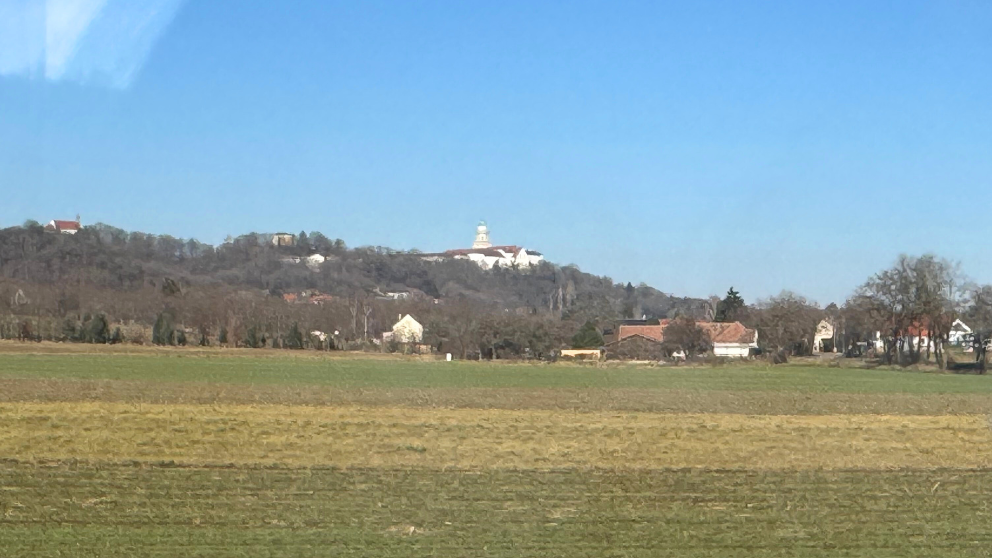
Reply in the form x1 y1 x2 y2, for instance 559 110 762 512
383 314 424 344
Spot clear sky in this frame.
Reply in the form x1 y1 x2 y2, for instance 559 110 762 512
2 0 991 305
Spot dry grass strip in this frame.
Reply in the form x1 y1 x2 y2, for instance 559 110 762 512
1 402 991 470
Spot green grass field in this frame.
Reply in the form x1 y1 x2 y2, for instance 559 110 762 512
2 351 992 393
2 465 991 557
2 346 992 556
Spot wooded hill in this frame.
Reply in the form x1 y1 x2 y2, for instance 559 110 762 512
0 222 712 354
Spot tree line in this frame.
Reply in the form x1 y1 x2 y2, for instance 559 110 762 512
2 222 986 366
707 255 991 369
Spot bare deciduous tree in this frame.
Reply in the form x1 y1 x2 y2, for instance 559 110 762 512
661 317 712 357
747 291 823 355
849 255 963 368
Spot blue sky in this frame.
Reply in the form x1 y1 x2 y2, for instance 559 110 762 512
1 0 991 304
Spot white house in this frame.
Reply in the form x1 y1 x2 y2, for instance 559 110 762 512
383 314 424 344
280 253 327 271
813 319 836 353
709 322 759 358
304 253 326 271
948 319 972 346
45 219 81 235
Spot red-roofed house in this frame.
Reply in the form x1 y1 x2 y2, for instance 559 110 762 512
704 322 759 357
615 320 670 343
45 219 81 235
617 320 758 358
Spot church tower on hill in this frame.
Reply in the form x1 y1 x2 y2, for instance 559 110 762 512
472 220 492 249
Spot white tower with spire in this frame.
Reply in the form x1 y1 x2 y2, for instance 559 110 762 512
472 220 492 249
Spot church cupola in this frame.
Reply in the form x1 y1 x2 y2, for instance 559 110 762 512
472 220 492 249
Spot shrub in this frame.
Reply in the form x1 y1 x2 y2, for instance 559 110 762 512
571 321 604 349
121 323 147 345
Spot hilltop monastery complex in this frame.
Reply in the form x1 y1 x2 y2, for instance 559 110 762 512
422 221 544 270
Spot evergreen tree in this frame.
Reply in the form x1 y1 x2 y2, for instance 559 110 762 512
85 314 110 344
243 326 261 349
152 311 176 346
715 287 746 323
218 326 229 345
283 322 304 349
571 321 604 349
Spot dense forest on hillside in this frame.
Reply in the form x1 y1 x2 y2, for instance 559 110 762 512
0 222 711 356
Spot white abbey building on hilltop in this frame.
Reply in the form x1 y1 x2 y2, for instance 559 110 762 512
422 222 544 270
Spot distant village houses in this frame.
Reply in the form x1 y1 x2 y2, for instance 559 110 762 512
282 290 334 305
375 289 424 301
